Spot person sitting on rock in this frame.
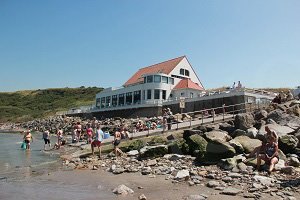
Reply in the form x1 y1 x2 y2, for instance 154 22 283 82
256 130 279 174
272 95 282 104
112 128 125 157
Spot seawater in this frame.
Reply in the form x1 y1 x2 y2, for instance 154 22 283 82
0 132 60 179
0 132 112 200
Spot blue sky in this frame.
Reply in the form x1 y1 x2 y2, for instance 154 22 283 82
0 0 299 92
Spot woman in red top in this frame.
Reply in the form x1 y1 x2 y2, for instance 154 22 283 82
86 124 93 144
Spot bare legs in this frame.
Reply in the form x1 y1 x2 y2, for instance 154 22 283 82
256 154 278 174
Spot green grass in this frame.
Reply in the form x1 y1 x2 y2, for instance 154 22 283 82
0 87 103 123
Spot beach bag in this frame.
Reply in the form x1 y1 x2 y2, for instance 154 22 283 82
103 132 110 139
21 142 26 150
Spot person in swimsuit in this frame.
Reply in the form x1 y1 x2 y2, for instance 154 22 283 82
54 128 64 149
23 130 33 150
256 130 279 174
113 128 124 157
91 126 104 157
86 124 93 144
42 129 51 150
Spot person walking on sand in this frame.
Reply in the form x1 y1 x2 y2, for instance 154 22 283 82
55 128 64 149
23 130 33 150
113 128 124 157
91 126 104 157
42 129 51 150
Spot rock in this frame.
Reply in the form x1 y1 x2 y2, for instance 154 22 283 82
113 184 134 195
237 162 248 172
113 168 125 174
204 130 231 143
146 159 157 166
183 130 204 140
139 194 147 200
280 166 295 175
168 138 188 154
228 140 244 154
127 150 139 157
174 169 190 181
253 175 275 186
232 129 247 138
164 154 185 161
274 159 285 171
260 124 294 137
219 122 236 134
204 141 236 162
254 110 268 121
246 127 258 138
186 135 208 158
232 136 261 153
288 156 300 167
218 158 237 170
234 113 255 131
125 139 145 151
221 187 242 196
139 145 168 158
207 180 220 188
141 167 152 175
67 163 76 170
183 194 206 200
228 172 243 178
279 135 299 154
149 136 168 145
267 110 286 123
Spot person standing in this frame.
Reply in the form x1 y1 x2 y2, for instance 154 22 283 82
166 108 173 130
42 129 51 150
23 130 33 150
55 128 64 149
86 124 93 144
91 126 104 157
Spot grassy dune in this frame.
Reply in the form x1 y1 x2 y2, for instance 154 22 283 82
0 87 103 123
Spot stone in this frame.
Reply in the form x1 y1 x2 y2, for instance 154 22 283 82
183 195 206 200
221 187 242 196
237 162 248 172
204 130 231 143
204 141 236 162
113 168 125 174
254 110 268 121
139 194 147 200
260 124 294 137
232 136 261 153
280 166 295 175
219 123 236 135
274 159 285 171
139 145 168 158
146 159 157 166
228 140 244 154
234 113 255 131
186 135 208 158
183 129 204 140
174 169 190 181
168 138 188 155
127 150 139 156
218 158 237 170
164 154 185 161
252 175 275 186
232 129 247 138
288 156 300 167
279 135 299 154
228 172 243 178
112 184 134 195
246 127 258 138
207 180 220 188
141 167 152 175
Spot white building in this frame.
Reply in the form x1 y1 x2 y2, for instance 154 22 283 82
94 56 205 111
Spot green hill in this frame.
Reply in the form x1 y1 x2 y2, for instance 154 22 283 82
0 87 103 122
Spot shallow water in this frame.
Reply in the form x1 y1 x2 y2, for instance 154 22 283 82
0 132 60 179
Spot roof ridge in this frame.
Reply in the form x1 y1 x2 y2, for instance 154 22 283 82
139 55 185 70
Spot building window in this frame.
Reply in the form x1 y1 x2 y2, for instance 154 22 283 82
162 76 168 83
112 95 117 107
181 92 185 97
154 75 161 83
144 77 146 83
126 92 132 105
133 90 141 104
96 98 101 108
147 89 152 100
142 90 145 100
162 90 166 100
169 77 174 85
105 96 111 107
185 70 190 76
180 68 184 75
154 89 160 99
118 94 124 106
147 75 153 83
190 92 194 98
101 97 105 108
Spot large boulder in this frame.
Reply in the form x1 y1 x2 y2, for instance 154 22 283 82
260 124 294 137
267 110 288 124
254 109 268 121
204 130 231 143
286 104 300 117
246 127 258 138
219 122 236 135
148 136 168 145
278 135 299 154
231 136 261 153
185 135 208 159
113 184 134 195
203 141 236 162
139 145 168 158
168 138 189 154
123 139 145 152
234 113 255 131
183 129 204 140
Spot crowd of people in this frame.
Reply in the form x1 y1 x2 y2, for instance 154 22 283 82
272 90 296 104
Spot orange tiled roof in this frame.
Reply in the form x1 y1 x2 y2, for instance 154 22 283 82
173 79 204 91
124 56 185 86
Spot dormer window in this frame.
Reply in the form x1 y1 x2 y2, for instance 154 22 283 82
147 75 153 83
185 70 189 76
180 68 184 75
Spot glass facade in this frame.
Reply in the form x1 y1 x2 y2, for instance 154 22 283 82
126 92 133 105
118 94 124 106
133 90 141 104
154 89 160 99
